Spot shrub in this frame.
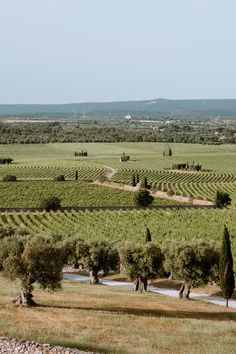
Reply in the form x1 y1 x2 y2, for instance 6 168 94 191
40 196 61 212
215 191 231 208
2 175 17 182
54 175 65 181
134 189 154 207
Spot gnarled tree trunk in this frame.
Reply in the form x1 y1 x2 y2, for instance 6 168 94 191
133 276 148 293
12 287 36 306
179 283 191 299
89 270 99 284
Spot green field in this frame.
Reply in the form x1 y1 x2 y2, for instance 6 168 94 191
2 208 235 256
0 142 236 172
0 142 235 205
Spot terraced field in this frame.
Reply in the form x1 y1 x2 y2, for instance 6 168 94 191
0 161 105 181
112 168 236 203
1 208 236 255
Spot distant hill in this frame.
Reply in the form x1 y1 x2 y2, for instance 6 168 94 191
1 99 236 118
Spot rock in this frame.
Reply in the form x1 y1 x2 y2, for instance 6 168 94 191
0 337 97 354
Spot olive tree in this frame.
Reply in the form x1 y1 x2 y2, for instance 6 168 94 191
163 240 219 299
0 235 65 306
76 240 119 284
119 242 163 292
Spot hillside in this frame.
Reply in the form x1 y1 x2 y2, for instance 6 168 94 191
1 98 236 118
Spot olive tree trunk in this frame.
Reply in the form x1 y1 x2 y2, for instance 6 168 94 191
133 276 148 293
89 270 99 284
12 287 36 306
179 283 191 299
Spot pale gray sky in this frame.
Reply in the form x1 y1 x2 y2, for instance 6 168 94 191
0 0 236 103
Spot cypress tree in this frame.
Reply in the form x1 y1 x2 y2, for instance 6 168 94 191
75 170 78 181
144 176 148 189
145 227 152 242
132 174 136 187
136 174 140 184
219 226 235 307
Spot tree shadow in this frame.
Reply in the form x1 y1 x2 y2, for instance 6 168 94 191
40 302 236 322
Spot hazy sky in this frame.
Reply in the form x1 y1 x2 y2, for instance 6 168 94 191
0 0 236 103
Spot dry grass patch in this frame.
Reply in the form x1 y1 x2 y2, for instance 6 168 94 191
0 277 236 354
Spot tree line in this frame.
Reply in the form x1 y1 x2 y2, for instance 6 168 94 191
0 225 234 307
0 120 235 144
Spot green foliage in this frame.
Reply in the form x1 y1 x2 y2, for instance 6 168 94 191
215 191 231 208
219 226 235 305
0 235 65 303
2 175 17 182
119 242 163 280
162 240 219 288
75 170 78 181
0 158 13 165
132 174 136 187
54 175 65 181
0 226 17 240
40 196 61 212
134 189 154 206
76 240 119 282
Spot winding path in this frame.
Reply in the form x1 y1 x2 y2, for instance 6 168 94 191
64 273 236 309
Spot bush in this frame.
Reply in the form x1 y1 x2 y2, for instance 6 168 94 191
54 175 65 181
2 175 17 182
215 191 231 208
134 189 154 207
40 196 61 212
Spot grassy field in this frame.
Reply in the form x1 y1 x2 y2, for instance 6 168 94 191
0 142 236 172
0 276 236 354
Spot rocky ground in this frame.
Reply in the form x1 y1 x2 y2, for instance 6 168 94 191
0 337 97 354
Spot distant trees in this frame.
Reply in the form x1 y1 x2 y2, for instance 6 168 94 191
74 150 88 157
120 152 130 162
134 189 154 207
0 157 13 165
172 162 202 171
54 174 65 181
76 240 119 284
132 174 136 187
40 196 61 211
163 145 172 156
163 240 219 299
0 235 65 306
215 191 231 208
2 175 17 182
75 170 78 181
219 226 235 307
119 242 163 292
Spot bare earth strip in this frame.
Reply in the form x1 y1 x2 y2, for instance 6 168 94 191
94 166 213 206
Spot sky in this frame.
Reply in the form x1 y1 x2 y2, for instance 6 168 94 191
0 0 236 104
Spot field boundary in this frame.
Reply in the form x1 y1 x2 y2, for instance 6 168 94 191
0 204 216 213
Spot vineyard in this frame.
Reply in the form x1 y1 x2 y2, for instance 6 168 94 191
1 208 236 254
0 181 179 208
0 161 106 181
112 168 236 203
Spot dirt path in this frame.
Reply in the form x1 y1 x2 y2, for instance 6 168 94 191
64 273 236 309
155 191 213 206
94 180 213 206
